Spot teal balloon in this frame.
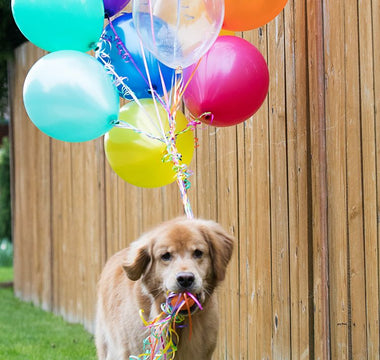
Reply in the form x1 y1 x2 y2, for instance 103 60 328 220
11 0 104 52
23 51 120 143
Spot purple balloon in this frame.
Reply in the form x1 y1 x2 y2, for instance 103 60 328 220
103 0 130 17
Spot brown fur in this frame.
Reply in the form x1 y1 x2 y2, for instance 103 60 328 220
95 217 234 360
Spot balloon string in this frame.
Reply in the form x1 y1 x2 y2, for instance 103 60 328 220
104 16 166 138
137 40 194 220
147 0 158 46
138 40 169 140
129 292 202 360
96 49 164 138
178 59 202 99
100 16 200 219
156 62 171 109
134 27 195 219
113 120 165 143
165 68 194 219
169 68 184 116
106 16 163 103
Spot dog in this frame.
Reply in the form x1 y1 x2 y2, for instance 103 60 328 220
95 217 234 360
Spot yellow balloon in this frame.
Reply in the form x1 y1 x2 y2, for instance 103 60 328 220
105 99 195 188
219 29 235 36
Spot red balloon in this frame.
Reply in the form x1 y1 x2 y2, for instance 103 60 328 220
183 36 269 127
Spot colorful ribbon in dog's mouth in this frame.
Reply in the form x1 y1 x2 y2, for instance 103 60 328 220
131 292 203 359
165 291 203 316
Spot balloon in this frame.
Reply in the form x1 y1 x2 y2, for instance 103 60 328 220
103 0 130 17
11 0 104 52
219 29 235 36
133 0 224 69
23 51 120 142
223 0 288 31
104 99 194 188
183 36 269 127
96 13 175 100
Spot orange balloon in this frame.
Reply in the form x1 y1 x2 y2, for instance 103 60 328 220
170 294 195 310
223 0 288 31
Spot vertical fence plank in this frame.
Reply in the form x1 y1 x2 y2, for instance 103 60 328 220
241 26 273 359
373 2 380 355
194 125 218 220
306 0 331 358
31 126 51 311
51 140 73 320
186 129 198 219
267 12 292 359
214 125 240 359
323 0 350 358
358 0 380 357
236 120 248 359
72 139 106 331
141 188 164 231
71 142 86 324
11 44 52 310
104 168 124 258
12 43 32 302
284 0 311 358
344 0 368 358
162 181 183 220
123 183 143 245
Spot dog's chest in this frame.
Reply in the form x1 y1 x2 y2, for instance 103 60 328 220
174 315 217 360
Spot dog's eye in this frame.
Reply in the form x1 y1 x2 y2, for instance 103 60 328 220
161 252 172 261
193 249 203 259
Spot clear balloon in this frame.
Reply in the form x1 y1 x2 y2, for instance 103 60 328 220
103 0 130 17
11 0 104 52
133 0 224 69
104 99 195 188
183 36 269 127
96 13 175 100
223 0 288 31
23 51 120 142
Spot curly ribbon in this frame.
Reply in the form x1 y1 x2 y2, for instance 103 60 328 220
99 16 206 220
129 292 203 360
106 15 165 104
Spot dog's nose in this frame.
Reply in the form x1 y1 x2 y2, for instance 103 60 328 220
176 272 195 289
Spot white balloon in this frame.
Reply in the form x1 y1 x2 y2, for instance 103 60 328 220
133 0 224 69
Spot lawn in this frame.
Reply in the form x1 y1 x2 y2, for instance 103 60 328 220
0 267 97 360
0 265 13 282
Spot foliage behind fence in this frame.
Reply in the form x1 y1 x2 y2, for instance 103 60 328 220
0 137 11 242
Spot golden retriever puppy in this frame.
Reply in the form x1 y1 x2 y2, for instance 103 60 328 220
95 217 234 360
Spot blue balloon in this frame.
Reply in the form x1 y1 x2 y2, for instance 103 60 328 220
96 13 175 99
23 51 120 142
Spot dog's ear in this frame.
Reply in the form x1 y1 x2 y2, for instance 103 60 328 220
199 220 234 282
123 236 152 281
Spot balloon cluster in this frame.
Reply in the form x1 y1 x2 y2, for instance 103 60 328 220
12 0 287 212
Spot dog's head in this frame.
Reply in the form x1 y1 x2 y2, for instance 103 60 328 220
122 218 234 306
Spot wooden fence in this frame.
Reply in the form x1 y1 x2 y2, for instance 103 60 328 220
10 0 380 358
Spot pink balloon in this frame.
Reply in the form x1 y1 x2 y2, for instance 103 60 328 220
183 36 269 127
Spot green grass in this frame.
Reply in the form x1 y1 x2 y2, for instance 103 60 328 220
0 265 13 282
0 267 97 360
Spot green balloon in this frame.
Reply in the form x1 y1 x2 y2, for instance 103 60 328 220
11 0 104 52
